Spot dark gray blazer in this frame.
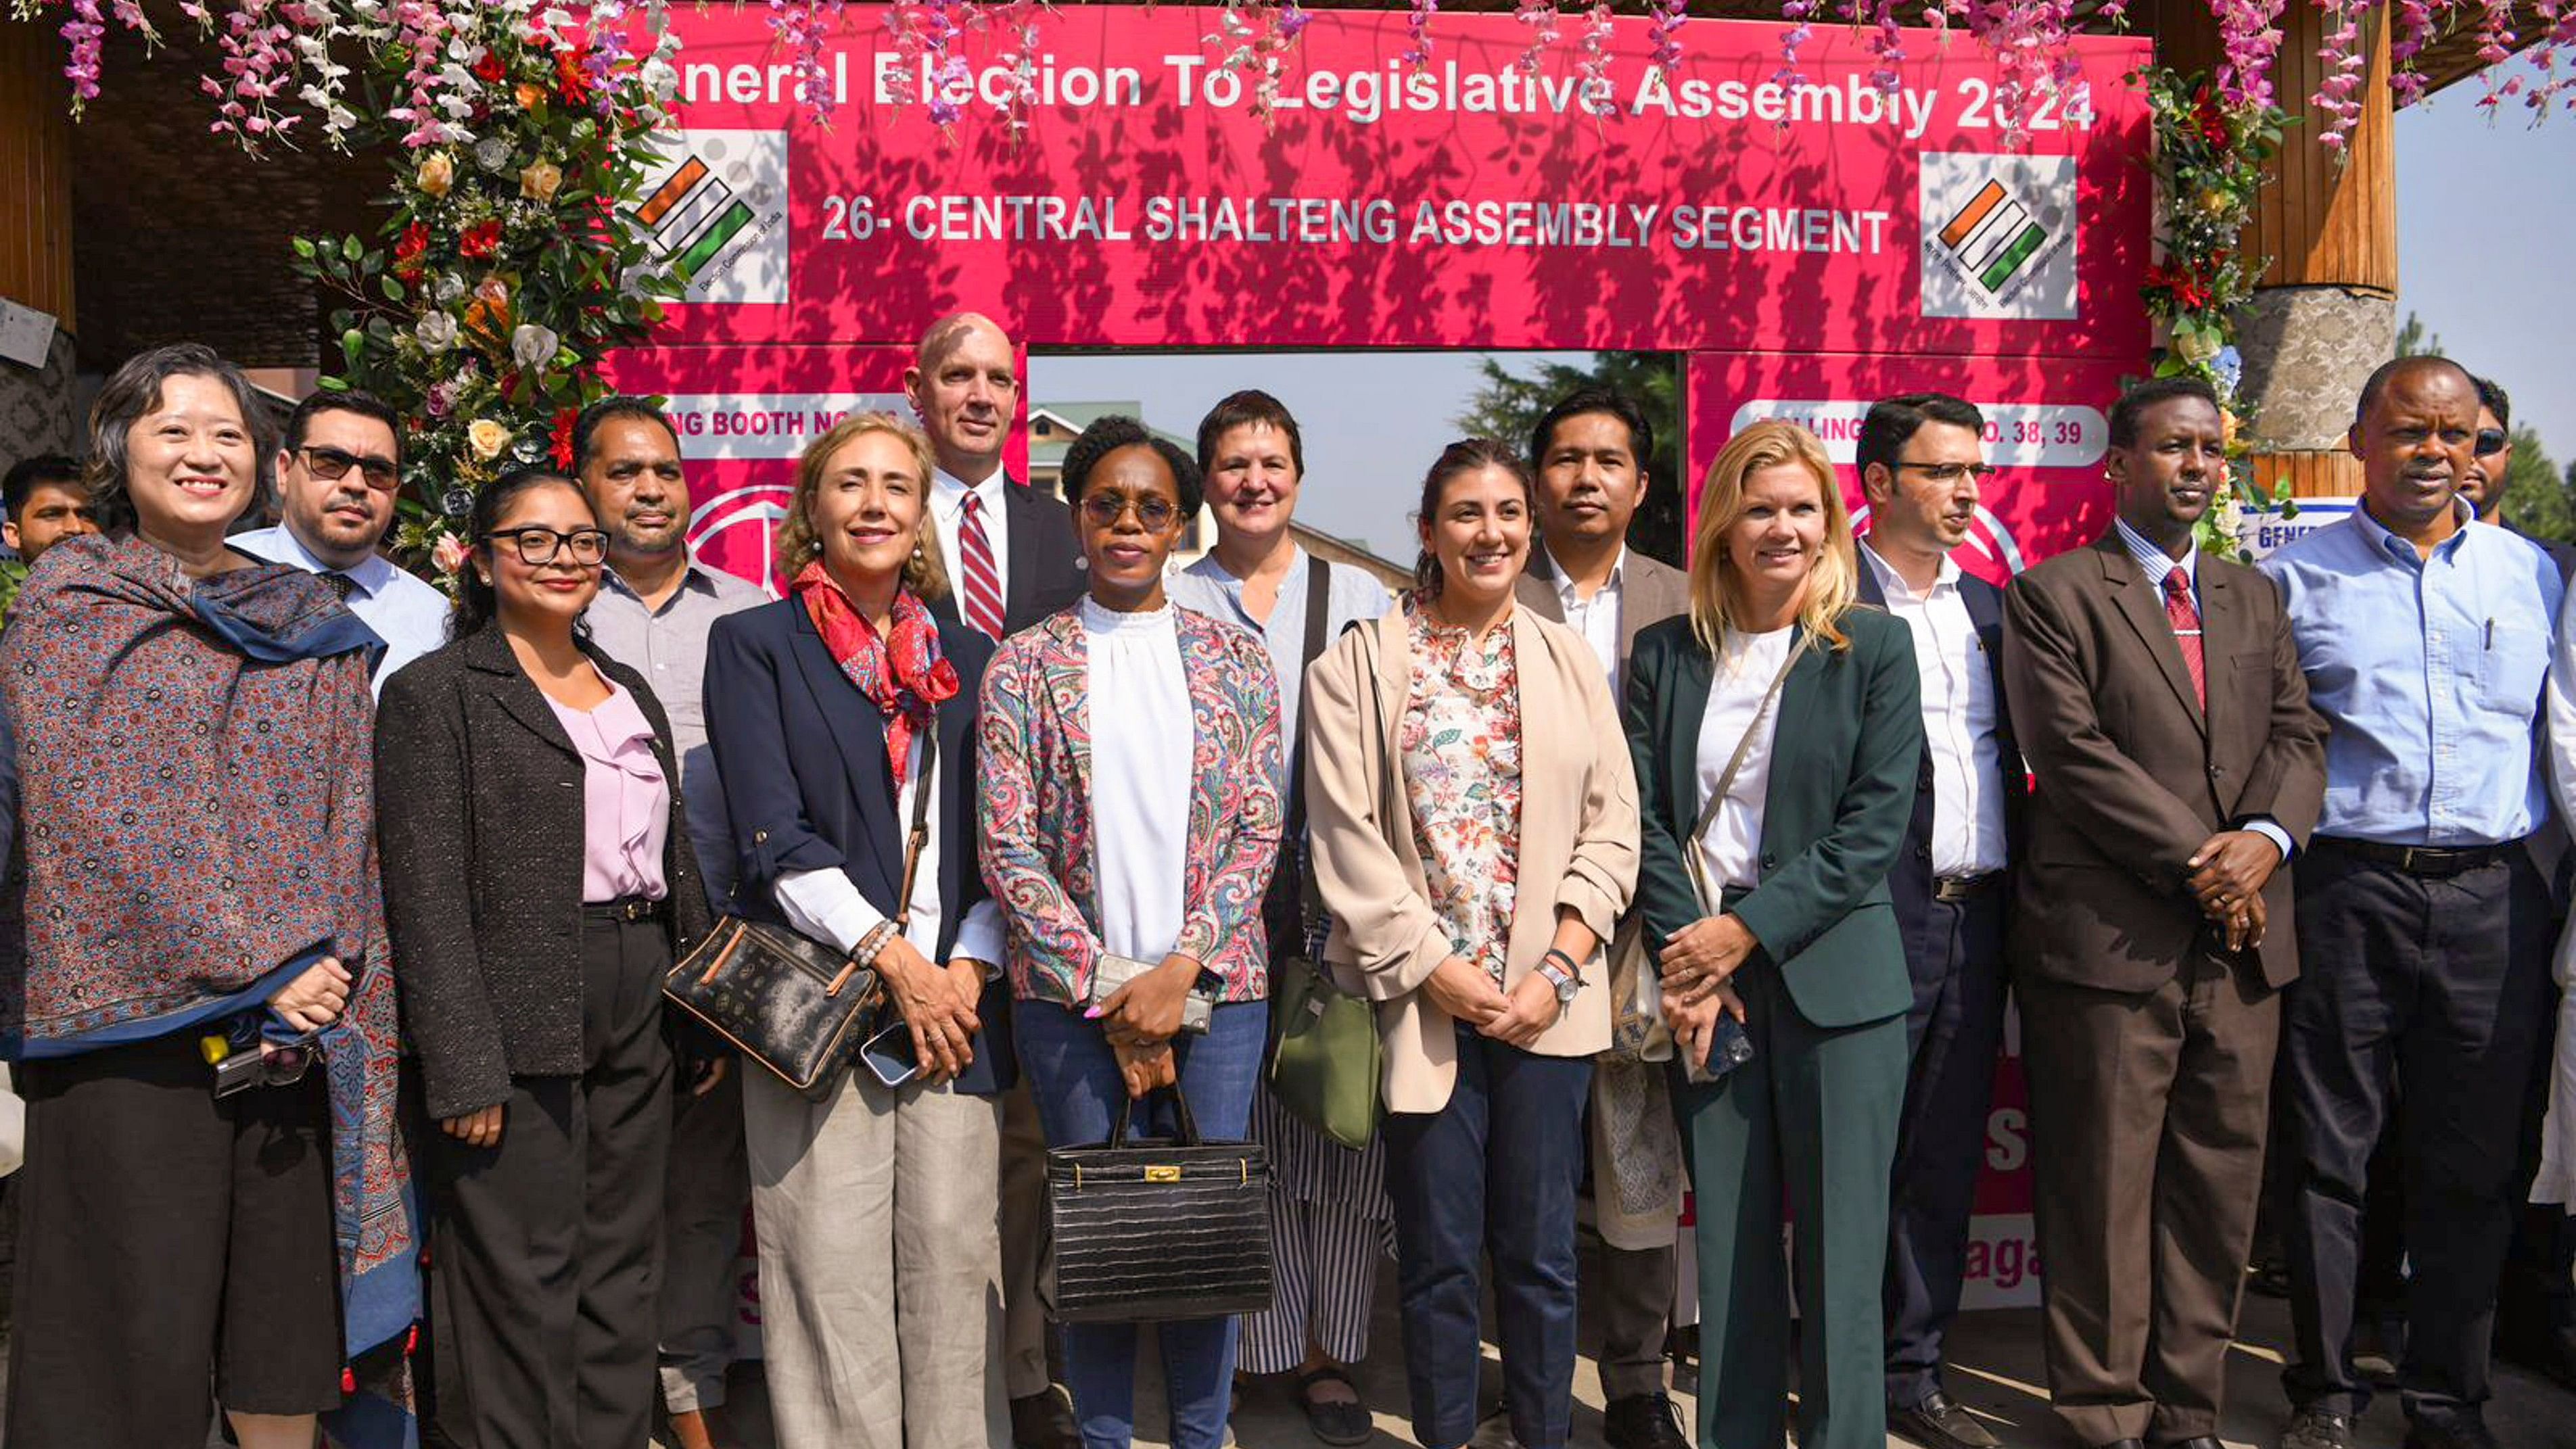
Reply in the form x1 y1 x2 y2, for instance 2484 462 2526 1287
376 623 711 1118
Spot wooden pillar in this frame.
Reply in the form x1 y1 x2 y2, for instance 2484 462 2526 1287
0 18 80 463
2155 0 2397 501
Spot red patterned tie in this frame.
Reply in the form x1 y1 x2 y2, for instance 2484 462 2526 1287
2162 566 2205 708
958 491 1005 640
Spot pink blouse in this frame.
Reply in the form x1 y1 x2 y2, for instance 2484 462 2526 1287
544 678 671 904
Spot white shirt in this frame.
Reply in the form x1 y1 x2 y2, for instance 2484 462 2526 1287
231 525 452 694
1695 625 1800 893
1551 546 1628 694
771 740 1006 968
930 464 1013 617
1081 597 1193 960
1860 542 2009 876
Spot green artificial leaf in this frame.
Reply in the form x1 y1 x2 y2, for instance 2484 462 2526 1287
381 276 406 302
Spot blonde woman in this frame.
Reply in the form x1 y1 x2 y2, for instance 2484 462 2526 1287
702 412 1010 1449
1618 421 1923 1449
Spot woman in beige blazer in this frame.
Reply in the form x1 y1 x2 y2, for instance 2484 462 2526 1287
1302 438 1639 1449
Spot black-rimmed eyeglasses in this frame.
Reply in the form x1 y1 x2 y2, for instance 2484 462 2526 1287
484 527 611 566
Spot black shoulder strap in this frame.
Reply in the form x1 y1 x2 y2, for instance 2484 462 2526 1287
1283 555 1332 840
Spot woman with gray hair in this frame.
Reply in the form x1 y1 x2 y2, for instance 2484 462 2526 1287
703 411 1013 1449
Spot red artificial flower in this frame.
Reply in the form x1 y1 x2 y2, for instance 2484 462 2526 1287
550 408 580 471
459 219 504 260
2147 262 2215 313
472 49 507 86
556 49 594 108
393 221 431 279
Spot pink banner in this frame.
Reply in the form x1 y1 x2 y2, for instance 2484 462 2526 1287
639 5 2151 356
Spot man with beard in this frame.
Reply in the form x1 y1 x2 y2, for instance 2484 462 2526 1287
575 395 766 1449
234 389 450 690
2262 356 2563 1449
1852 394 2022 1449
2003 377 2324 1449
1512 386 1693 1449
3 454 99 566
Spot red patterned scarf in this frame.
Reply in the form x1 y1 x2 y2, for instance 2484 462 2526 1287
792 560 959 778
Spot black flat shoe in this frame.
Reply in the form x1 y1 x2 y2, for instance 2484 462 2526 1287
1010 1385 1082 1449
1889 1391 2000 1449
1295 1365 1373 1447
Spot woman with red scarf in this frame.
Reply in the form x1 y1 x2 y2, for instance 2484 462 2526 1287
703 411 1011 1448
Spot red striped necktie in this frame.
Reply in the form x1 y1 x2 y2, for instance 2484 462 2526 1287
2162 566 2205 707
959 490 1005 640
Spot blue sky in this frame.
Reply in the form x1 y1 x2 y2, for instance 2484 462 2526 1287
1033 60 2576 563
2393 66 2576 465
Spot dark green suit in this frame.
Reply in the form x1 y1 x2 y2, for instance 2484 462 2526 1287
1621 608 1923 1449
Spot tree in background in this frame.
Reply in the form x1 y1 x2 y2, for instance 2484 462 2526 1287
1455 352 1687 568
2396 312 2573 544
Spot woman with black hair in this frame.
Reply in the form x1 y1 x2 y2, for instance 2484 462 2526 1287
376 466 712 1448
977 414 1285 1449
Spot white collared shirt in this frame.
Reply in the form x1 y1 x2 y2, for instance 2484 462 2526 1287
231 524 453 694
1860 542 2008 877
930 464 1012 617
1550 545 1628 693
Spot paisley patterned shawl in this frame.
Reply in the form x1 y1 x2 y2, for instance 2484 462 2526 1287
0 531 419 1379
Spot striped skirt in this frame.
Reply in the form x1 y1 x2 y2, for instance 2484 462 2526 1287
1237 1083 1398 1373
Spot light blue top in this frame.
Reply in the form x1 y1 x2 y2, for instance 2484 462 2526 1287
1168 546 1393 744
2113 517 2290 860
232 524 454 694
2259 500 2564 847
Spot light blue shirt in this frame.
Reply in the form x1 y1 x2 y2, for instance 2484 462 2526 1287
1167 546 1392 746
231 524 453 694
2259 502 2564 847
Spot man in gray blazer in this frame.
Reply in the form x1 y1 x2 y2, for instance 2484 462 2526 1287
1514 387 1693 1449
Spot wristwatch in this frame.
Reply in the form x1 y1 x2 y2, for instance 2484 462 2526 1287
1537 949 1583 1005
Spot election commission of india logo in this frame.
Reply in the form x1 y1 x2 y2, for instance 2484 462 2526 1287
633 129 791 305
1917 152 2079 323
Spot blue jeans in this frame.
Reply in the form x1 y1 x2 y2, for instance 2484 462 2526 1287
1014 998 1269 1449
1382 1025 1593 1449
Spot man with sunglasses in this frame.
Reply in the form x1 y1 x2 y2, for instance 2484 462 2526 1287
2456 376 2576 580
1852 392 2024 1449
234 389 450 691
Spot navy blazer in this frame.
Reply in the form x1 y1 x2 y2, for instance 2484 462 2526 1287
702 596 1014 1092
1854 558 2025 974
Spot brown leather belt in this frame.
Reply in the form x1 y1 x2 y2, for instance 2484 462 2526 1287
1933 873 2005 903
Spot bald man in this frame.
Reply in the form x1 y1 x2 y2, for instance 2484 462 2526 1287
901 312 1085 1449
2261 356 2563 1449
904 312 1085 640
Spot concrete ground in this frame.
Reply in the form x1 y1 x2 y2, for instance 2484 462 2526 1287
657 1244 2576 1449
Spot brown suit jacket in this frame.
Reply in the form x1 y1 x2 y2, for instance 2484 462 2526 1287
2000 533 2326 993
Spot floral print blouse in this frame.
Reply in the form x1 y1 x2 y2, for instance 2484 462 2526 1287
1400 595 1526 984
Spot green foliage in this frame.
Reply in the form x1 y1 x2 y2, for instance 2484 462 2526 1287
1453 352 1687 567
2396 312 2441 358
287 21 686 572
2500 426 2573 543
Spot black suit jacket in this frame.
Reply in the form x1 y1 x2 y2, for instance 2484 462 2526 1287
376 625 712 1119
927 475 1087 636
1853 555 2027 970
702 598 1016 1092
2000 534 2326 993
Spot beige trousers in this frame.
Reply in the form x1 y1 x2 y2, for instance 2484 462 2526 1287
745 1066 1007 1449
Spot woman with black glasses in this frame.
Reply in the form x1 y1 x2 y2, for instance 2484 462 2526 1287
377 466 712 1448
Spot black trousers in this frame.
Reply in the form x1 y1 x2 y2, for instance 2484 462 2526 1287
425 913 674 1449
2279 842 2554 1427
7 1029 344 1446
1883 890 2009 1410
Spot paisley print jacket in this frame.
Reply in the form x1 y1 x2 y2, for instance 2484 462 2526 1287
976 603 1284 1005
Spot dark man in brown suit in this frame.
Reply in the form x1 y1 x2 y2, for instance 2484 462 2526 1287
2000 377 2328 1449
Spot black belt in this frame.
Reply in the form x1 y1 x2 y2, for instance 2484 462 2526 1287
584 895 667 923
1933 872 2005 903
2312 835 2520 877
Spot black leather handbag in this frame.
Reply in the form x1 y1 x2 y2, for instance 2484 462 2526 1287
661 728 939 1101
1039 1084 1275 1323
